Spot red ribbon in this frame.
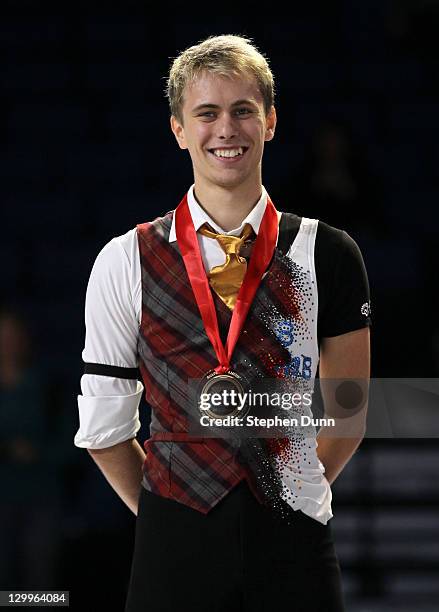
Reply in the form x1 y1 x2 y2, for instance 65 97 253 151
175 192 279 373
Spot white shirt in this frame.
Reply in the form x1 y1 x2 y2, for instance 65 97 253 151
74 184 332 524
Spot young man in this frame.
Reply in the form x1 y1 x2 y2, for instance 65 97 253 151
75 35 371 612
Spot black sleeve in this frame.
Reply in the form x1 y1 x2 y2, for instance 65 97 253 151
316 222 372 340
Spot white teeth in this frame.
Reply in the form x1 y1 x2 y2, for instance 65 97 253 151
212 147 244 158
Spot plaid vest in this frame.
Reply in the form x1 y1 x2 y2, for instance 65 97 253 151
136 210 319 514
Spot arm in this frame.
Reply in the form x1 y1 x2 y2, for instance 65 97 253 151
316 326 370 484
88 438 146 515
74 229 145 514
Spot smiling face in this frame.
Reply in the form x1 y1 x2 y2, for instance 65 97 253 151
170 70 276 192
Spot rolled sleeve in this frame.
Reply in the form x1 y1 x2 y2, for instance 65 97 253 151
74 380 144 449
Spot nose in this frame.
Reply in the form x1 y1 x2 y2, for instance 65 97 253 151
215 112 239 140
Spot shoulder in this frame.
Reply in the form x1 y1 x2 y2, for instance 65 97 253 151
85 228 140 321
315 220 366 266
88 227 140 294
316 219 347 248
279 213 365 262
92 227 137 271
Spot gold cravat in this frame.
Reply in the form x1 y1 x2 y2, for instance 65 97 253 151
198 222 255 310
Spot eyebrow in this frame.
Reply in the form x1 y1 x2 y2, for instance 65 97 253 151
191 99 257 113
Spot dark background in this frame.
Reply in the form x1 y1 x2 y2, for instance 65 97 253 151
1 2 438 610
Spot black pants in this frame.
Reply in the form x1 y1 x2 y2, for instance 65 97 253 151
125 480 345 612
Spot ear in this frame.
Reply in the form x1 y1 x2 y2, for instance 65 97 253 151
170 115 188 150
264 105 277 142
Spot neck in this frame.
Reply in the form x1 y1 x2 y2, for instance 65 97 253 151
193 180 263 231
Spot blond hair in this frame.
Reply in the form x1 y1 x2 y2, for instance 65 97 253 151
166 34 275 124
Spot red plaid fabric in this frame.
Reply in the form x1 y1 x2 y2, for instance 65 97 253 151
136 211 299 514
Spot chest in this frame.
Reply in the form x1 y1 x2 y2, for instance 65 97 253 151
138 231 318 381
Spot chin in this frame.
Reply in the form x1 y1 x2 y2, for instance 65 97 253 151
210 169 250 188
212 177 244 190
